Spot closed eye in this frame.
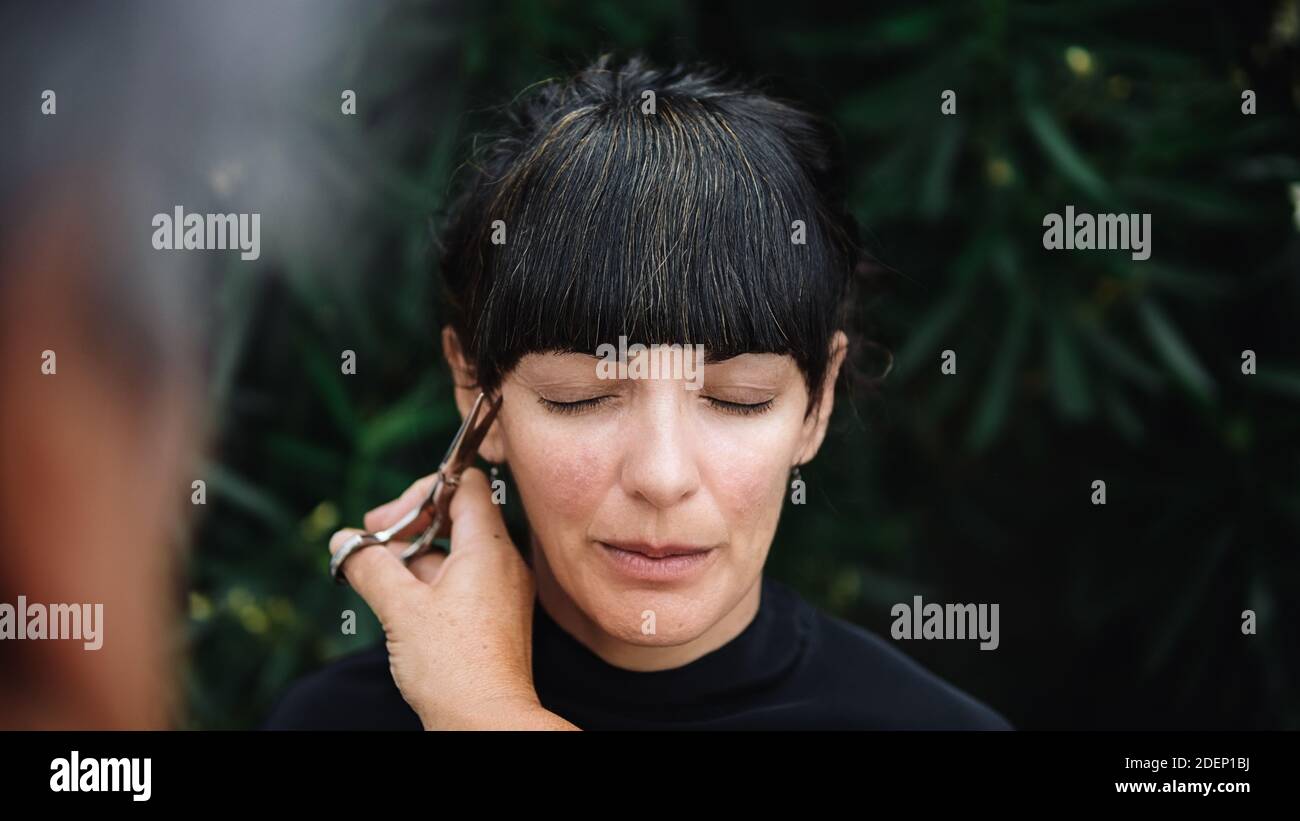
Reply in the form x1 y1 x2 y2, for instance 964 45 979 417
705 397 774 416
537 395 612 415
537 394 774 416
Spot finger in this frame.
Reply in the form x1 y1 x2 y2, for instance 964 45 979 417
364 473 438 536
373 538 446 584
329 528 419 618
447 467 511 557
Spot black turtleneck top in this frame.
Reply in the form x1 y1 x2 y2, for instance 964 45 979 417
263 576 1011 730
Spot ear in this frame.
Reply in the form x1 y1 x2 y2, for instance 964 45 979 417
441 325 506 463
793 330 848 467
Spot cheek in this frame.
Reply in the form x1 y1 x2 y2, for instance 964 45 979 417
710 456 777 524
501 412 614 521
698 413 802 527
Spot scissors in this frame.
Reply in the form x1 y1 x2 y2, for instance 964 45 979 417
329 391 502 585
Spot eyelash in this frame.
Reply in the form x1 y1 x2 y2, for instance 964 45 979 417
537 396 774 416
538 396 611 415
708 397 774 416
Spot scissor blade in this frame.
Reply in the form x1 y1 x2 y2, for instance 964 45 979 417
437 392 501 476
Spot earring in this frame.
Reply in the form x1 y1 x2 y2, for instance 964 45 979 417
489 464 507 506
789 466 806 505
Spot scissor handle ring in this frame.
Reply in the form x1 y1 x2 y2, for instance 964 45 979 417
329 531 386 585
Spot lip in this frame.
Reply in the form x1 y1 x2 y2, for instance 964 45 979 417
597 540 717 582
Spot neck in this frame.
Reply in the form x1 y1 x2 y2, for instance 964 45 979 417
530 535 762 672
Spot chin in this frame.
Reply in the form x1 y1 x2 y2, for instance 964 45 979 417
582 584 728 646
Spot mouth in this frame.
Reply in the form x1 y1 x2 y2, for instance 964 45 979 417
596 540 717 581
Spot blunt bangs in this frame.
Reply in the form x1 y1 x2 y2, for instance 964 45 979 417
438 55 860 397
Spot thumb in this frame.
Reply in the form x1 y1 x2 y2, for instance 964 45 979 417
447 467 511 556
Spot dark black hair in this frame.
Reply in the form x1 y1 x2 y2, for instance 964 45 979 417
438 54 870 410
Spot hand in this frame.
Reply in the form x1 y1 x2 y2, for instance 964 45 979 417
329 467 577 730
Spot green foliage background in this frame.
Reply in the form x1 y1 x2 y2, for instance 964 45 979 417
189 0 1300 729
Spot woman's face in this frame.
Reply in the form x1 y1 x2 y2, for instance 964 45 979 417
447 336 844 647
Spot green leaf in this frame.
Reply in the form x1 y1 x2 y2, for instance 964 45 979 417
872 7 949 45
264 435 344 480
1137 300 1215 404
357 380 459 457
298 336 361 438
1047 320 1094 420
203 462 297 531
1140 263 1234 301
1080 322 1164 392
891 236 989 379
837 65 948 132
1251 367 1300 402
1101 386 1145 442
967 295 1032 451
1025 105 1111 203
1119 178 1265 224
919 121 963 218
892 294 966 380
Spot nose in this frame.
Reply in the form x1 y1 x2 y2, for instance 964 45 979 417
620 389 701 509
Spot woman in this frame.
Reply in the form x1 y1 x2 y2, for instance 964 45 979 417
266 55 1010 730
